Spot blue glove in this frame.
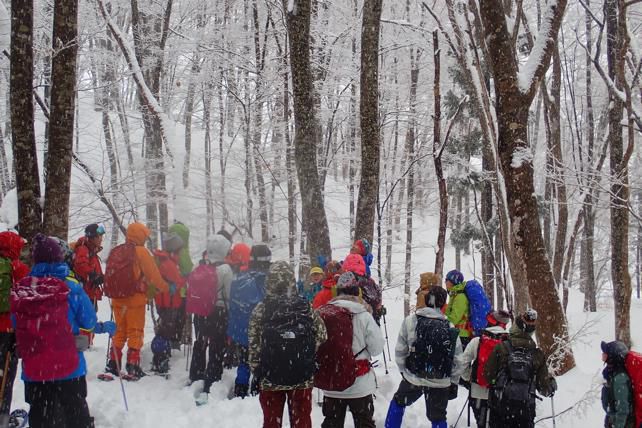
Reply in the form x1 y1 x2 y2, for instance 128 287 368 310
95 321 116 337
169 283 177 296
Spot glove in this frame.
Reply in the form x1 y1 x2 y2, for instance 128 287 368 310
544 378 557 397
448 383 459 400
88 272 104 287
169 283 177 296
379 305 387 317
95 321 117 337
459 378 471 390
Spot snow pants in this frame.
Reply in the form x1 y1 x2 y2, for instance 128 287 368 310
0 333 18 419
489 398 535 428
189 306 227 393
391 378 449 423
111 293 146 351
259 388 312 428
25 376 92 428
471 397 490 428
321 395 375 428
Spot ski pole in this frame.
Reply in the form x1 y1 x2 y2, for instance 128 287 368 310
452 396 469 428
382 312 391 374
550 396 556 428
110 303 128 412
467 390 471 427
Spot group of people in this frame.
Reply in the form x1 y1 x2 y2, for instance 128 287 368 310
0 222 637 428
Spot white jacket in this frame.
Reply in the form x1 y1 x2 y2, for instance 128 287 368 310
461 326 508 399
396 307 464 388
322 297 385 399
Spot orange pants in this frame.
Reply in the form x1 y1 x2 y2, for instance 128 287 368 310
111 293 147 351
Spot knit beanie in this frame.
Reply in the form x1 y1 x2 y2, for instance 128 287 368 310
85 223 105 238
250 244 271 272
31 233 64 264
336 272 360 296
419 272 440 289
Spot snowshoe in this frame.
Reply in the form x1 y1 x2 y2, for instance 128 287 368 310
97 373 116 382
125 363 147 380
8 409 28 428
105 359 120 377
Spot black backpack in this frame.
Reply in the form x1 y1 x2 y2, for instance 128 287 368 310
406 316 459 379
494 341 536 404
259 295 316 386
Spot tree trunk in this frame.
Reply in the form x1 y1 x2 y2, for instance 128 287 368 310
203 88 215 236
284 0 332 263
42 0 79 240
10 0 42 241
481 149 495 301
479 0 575 372
354 0 383 243
605 0 632 346
432 32 447 280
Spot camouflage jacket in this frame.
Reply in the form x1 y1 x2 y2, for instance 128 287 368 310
248 261 327 391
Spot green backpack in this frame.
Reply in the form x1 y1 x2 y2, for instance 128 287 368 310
0 257 13 313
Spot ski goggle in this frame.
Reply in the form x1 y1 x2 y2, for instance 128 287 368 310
96 224 106 235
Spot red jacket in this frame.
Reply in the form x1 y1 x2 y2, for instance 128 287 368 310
0 231 29 332
153 250 186 309
72 237 103 302
312 278 336 309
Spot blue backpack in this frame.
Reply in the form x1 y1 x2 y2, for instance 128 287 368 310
464 279 492 336
227 271 266 346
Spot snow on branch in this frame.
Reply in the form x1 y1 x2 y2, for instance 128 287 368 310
517 0 568 97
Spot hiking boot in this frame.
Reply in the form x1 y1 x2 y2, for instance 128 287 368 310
105 359 120 376
171 339 181 350
126 363 147 379
151 359 170 374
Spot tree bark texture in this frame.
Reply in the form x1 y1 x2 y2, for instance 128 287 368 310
479 0 575 372
605 0 632 345
42 0 79 240
432 31 447 281
10 0 42 241
354 0 383 243
284 0 332 263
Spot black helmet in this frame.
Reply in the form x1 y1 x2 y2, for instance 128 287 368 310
601 340 629 365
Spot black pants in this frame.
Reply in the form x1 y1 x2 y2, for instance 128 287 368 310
321 395 375 428
25 376 92 428
471 397 489 428
189 306 227 393
0 333 18 418
392 378 449 422
489 398 535 428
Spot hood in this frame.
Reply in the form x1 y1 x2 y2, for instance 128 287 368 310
0 231 24 260
330 295 370 314
448 281 466 295
508 323 536 348
206 234 231 263
30 262 70 280
127 223 151 246
342 253 366 276
419 272 440 290
265 261 296 297
416 306 447 320
168 223 193 275
226 243 251 271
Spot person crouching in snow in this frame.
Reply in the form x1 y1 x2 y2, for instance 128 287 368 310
12 234 116 428
459 309 511 427
248 261 327 428
601 340 634 428
385 286 463 428
317 272 384 428
150 232 187 374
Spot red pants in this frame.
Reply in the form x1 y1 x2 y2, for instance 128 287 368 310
259 388 312 428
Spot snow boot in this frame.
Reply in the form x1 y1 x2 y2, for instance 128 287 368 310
105 346 122 376
126 348 146 379
234 383 249 399
431 421 447 428
384 400 405 428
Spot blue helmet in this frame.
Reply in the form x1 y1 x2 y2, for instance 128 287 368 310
445 269 464 285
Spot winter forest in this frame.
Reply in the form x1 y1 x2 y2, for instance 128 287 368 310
1 0 642 426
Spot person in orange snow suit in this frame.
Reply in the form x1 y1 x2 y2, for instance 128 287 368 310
150 233 187 374
312 260 342 309
105 223 168 379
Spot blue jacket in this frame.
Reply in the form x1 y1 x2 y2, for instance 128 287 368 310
21 262 97 381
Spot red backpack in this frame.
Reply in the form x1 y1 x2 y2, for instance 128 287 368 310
315 304 368 391
625 351 642 428
104 242 139 298
11 276 79 381
186 263 218 317
472 332 503 388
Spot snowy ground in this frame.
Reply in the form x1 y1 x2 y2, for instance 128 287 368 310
8 254 640 427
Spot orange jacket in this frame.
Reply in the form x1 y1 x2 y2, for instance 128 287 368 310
73 237 104 301
113 223 168 307
312 278 336 309
153 250 186 309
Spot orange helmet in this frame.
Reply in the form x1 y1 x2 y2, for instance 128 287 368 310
225 242 251 272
